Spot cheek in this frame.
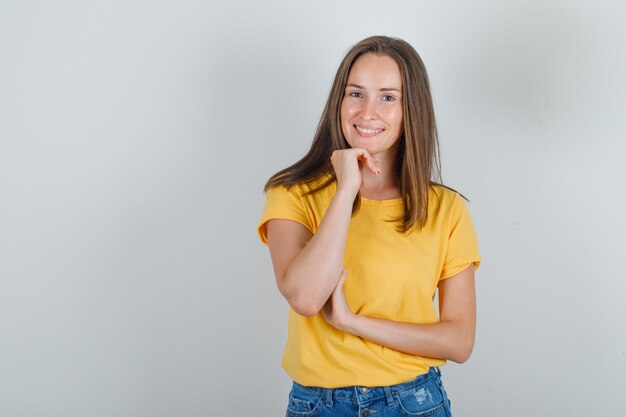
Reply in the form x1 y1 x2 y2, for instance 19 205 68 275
389 109 403 130
340 102 353 121
340 104 353 130
339 108 349 137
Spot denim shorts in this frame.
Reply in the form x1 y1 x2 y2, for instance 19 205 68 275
286 367 452 417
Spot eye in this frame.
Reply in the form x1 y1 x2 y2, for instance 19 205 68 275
348 91 363 98
382 94 396 102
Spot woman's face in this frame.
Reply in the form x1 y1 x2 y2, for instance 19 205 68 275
340 53 404 158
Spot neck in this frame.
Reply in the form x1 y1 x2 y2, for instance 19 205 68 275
359 149 401 199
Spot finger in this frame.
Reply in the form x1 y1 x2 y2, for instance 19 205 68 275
354 149 381 174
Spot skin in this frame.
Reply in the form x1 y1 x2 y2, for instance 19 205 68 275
266 53 476 363
340 53 404 199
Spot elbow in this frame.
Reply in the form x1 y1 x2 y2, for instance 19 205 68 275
452 351 472 364
289 293 324 317
451 336 475 364
290 301 320 317
277 267 334 317
279 286 323 317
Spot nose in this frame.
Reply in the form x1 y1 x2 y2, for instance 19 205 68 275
361 97 378 121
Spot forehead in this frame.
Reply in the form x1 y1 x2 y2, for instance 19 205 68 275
346 53 402 88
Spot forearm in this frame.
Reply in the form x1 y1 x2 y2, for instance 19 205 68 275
346 315 475 363
282 189 355 316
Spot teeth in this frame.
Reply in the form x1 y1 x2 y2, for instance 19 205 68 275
356 126 383 135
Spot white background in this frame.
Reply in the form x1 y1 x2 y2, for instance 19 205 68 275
1 1 625 416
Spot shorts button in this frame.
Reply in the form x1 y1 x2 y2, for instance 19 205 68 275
360 387 370 393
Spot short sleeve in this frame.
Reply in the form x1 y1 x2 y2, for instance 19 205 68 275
257 185 313 245
440 194 481 280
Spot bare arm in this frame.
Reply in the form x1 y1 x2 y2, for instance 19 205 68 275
266 189 354 316
322 264 476 363
266 148 381 317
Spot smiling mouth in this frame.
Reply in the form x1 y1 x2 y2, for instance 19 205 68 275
355 126 384 137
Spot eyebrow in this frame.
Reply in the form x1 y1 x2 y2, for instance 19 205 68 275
346 83 401 93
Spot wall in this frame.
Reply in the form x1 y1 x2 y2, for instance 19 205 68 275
1 1 624 415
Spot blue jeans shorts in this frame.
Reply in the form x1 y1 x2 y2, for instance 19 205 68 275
286 367 452 417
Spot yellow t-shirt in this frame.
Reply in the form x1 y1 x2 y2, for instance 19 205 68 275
258 176 481 388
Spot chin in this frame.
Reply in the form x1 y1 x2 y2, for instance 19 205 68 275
347 138 374 151
352 141 381 155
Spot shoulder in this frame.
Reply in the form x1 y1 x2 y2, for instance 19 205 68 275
259 174 334 243
427 184 475 229
429 184 464 209
263 174 335 219
266 173 334 199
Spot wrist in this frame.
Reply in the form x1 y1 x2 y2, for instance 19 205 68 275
343 312 361 335
334 187 358 202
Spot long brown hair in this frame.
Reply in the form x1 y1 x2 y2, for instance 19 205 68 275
265 35 453 232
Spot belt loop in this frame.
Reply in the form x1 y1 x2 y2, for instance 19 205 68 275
383 386 394 406
434 367 441 376
323 388 333 407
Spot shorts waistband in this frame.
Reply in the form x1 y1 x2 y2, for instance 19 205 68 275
293 367 442 404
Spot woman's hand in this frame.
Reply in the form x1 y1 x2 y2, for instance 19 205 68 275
331 148 381 197
321 270 356 332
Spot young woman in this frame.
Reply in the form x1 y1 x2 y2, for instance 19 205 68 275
258 36 480 417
